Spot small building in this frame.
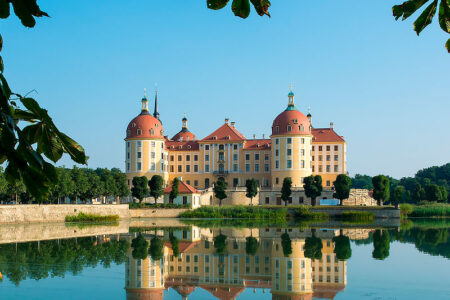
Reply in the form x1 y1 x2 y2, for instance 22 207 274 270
164 181 201 209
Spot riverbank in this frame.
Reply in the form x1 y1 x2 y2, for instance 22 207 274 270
400 203 450 218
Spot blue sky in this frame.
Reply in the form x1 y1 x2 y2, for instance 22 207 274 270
2 0 449 178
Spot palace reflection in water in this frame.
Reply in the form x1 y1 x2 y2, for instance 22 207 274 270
125 227 349 300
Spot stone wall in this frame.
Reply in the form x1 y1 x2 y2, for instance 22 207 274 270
343 189 377 206
0 204 130 224
129 208 188 218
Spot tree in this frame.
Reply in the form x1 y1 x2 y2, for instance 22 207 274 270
169 232 180 257
281 232 292 257
149 175 164 205
214 233 227 254
80 170 102 203
424 184 441 202
304 175 323 206
131 176 149 204
52 168 75 204
333 174 351 206
391 185 405 209
245 236 259 256
111 168 130 202
304 234 323 260
214 178 228 206
245 178 258 205
333 235 352 261
439 185 448 202
413 182 425 203
351 174 373 190
131 234 149 260
372 175 390 206
69 167 89 203
169 177 179 204
6 179 26 204
149 237 164 261
372 230 390 260
281 177 292 207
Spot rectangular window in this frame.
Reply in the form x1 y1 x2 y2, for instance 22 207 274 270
334 165 338 172
194 266 198 273
319 165 323 172
183 196 187 204
233 164 238 172
301 138 305 144
186 255 190 262
151 163 156 170
137 162 142 170
334 145 338 151
137 141 141 147
265 197 269 204
276 138 279 145
264 164 269 172
170 165 174 172
301 149 305 156
255 154 259 160
170 155 174 162
151 141 155 147
312 146 315 151
312 156 315 161
245 164 250 172
327 180 331 186
326 165 330 172
234 144 238 150
301 160 305 168
178 155 182 161
194 165 198 172
205 266 209 273
205 154 209 161
205 165 209 172
319 146 323 151
205 145 210 150
265 154 269 161
334 155 339 161
233 154 238 160
275 149 279 156
326 155 331 161
287 160 292 168
194 154 198 161
287 149 292 156
186 155 190 161
326 145 330 151
299 196 304 203
319 155 323 161
276 161 279 168
137 152 142 158
245 154 250 160
127 163 130 171
312 166 315 172
276 177 279 184
178 165 182 172
287 138 292 144
186 165 190 172
287 261 292 269
151 152 155 159
194 180 198 187
255 164 259 172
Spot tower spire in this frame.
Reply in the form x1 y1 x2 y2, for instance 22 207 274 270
153 85 160 120
141 88 149 113
287 85 295 109
182 113 188 130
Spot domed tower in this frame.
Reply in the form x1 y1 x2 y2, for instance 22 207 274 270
171 114 197 141
270 88 313 188
125 90 169 187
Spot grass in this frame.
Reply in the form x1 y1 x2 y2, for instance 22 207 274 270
179 205 287 221
181 218 287 228
65 212 119 223
337 211 374 222
129 203 189 209
403 203 450 218
294 206 328 220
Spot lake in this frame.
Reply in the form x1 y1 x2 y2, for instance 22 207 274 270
0 219 449 299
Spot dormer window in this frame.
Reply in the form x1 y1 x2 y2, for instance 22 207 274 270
299 124 304 131
226 135 230 140
293 119 298 124
160 130 163 136
256 143 259 148
150 129 154 135
275 126 279 133
287 125 292 132
186 137 190 141
178 145 182 149
155 123 159 128
187 145 191 149
212 136 217 140
127 130 130 135
137 129 142 135
132 123 136 128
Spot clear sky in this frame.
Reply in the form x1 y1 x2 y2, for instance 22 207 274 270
2 0 449 178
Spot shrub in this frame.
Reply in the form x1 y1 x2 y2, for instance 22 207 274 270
179 206 287 221
65 212 119 223
409 203 450 218
338 211 374 222
400 203 413 216
294 206 328 220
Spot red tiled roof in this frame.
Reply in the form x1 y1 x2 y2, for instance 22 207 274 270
165 140 199 151
171 129 197 142
312 128 345 143
164 181 199 194
200 286 245 300
243 139 271 150
201 123 246 142
272 109 311 136
126 113 164 139
164 241 201 254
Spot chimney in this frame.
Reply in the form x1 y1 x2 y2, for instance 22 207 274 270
262 134 265 139
230 121 235 127
253 134 256 139
225 118 229 124
330 122 334 129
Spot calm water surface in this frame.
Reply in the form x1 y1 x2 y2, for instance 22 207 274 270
0 220 449 300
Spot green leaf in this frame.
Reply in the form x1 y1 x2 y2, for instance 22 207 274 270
0 33 3 52
439 0 450 33
207 0 230 10
402 0 430 20
43 161 57 183
0 74 12 101
250 0 271 17
446 38 450 52
232 0 251 18
13 109 38 122
0 0 10 19
57 132 88 164
21 123 41 144
38 125 64 162
414 0 438 35
0 55 3 73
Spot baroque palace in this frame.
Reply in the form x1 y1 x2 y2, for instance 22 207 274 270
125 88 347 204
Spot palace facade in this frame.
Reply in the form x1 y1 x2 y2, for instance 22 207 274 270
125 89 347 191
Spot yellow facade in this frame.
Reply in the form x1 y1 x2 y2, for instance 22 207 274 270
125 90 347 192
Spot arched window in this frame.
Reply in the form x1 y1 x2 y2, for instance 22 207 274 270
137 129 142 135
160 130 163 136
150 129 154 135
287 125 292 132
275 126 279 133
299 124 304 131
155 123 159 128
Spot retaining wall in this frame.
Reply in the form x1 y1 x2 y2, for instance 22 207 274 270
129 208 188 218
0 204 130 224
